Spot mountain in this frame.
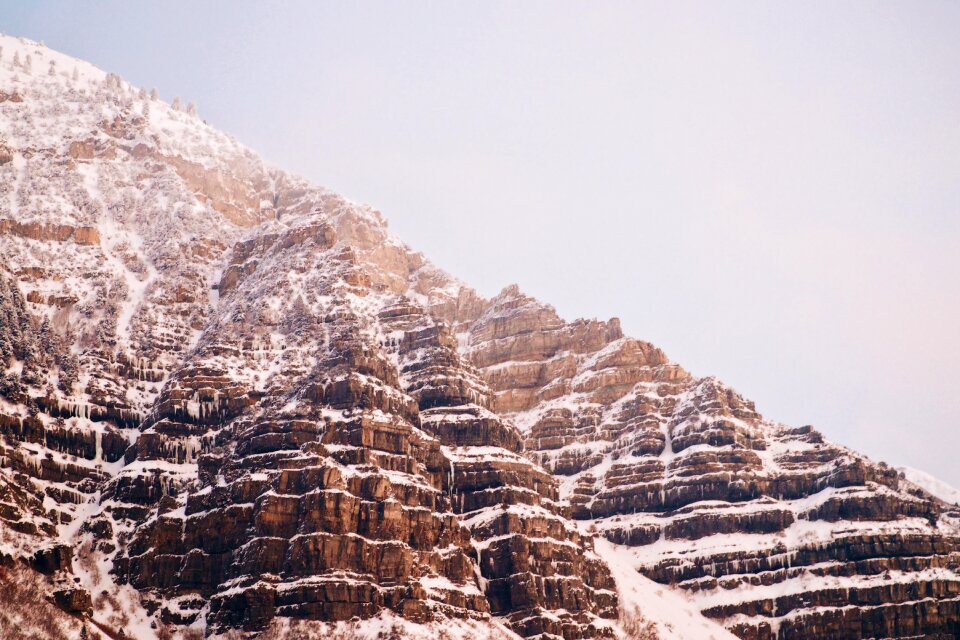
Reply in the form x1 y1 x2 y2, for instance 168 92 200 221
0 34 958 640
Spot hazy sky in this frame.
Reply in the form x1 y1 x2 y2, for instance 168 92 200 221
3 2 959 484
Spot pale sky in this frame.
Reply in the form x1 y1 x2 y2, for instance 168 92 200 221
3 2 959 484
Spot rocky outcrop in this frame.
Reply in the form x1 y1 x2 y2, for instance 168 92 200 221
52 585 93 614
462 285 960 640
378 299 618 639
0 218 100 245
94 214 617 638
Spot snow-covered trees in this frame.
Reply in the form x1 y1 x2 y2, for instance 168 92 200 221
171 96 181 111
620 606 660 639
38 317 57 357
0 275 33 365
281 295 315 336
103 72 122 90
57 351 80 394
0 275 79 395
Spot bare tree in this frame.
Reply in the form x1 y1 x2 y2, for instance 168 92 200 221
621 606 660 640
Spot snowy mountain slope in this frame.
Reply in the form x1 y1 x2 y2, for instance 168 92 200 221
594 538 738 640
899 466 960 506
460 286 960 639
1 33 959 640
0 34 618 640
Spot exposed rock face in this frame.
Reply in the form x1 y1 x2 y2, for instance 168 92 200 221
0 218 101 245
107 221 496 633
461 285 960 639
53 585 93 614
96 210 617 637
0 33 958 640
378 300 617 639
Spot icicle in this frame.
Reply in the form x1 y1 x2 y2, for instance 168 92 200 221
449 457 455 495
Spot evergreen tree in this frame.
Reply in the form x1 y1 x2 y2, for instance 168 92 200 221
38 316 57 363
0 276 33 363
0 282 12 364
0 373 24 403
21 359 41 387
57 352 79 394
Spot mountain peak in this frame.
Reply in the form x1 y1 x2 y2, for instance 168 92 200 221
2 36 960 640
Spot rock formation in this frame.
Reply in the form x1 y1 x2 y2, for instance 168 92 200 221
461 285 960 640
0 34 958 640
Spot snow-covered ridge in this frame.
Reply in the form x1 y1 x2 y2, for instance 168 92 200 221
899 465 960 505
0 33 244 166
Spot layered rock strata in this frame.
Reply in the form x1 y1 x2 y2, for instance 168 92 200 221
1 33 959 640
462 285 960 639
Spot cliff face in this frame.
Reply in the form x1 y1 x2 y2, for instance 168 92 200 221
0 34 957 640
104 212 617 639
461 286 960 639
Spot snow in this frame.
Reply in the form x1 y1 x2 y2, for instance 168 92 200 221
207 610 522 640
695 565 959 611
899 466 960 505
594 538 739 640
420 574 483 597
90 175 158 346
